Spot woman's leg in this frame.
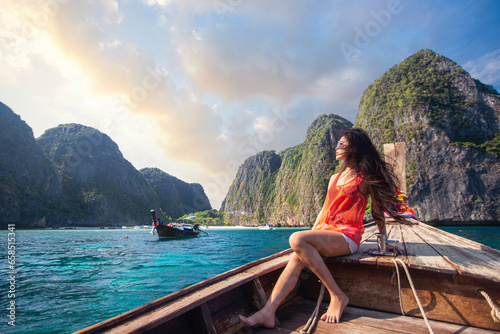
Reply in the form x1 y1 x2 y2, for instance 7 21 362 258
288 230 351 323
239 252 305 328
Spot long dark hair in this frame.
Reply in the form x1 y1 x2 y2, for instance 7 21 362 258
340 128 403 222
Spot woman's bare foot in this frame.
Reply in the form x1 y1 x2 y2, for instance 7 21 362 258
238 308 275 328
320 292 349 323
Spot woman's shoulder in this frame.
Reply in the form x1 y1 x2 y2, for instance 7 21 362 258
330 173 340 180
328 173 339 187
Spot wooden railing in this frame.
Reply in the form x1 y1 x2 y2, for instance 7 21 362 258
383 142 406 193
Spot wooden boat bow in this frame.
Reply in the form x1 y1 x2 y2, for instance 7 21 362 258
76 143 499 333
75 222 500 334
316 221 500 331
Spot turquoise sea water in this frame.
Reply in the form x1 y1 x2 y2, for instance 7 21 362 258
0 226 498 333
438 226 500 250
0 228 301 334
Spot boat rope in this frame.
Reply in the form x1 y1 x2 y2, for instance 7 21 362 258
392 258 434 334
393 258 405 316
478 289 500 323
300 282 325 334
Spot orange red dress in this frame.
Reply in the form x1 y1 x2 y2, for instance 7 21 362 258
313 171 367 246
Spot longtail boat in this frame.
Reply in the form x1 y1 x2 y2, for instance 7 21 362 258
153 223 201 238
151 209 201 238
76 144 499 333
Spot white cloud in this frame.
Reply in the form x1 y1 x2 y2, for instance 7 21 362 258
1 0 499 209
464 49 500 86
144 0 172 7
0 1 407 208
254 116 271 131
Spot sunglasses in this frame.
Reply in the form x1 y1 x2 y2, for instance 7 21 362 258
335 140 348 149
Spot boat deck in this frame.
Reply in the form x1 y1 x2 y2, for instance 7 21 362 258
76 221 500 334
76 144 500 334
238 221 500 334
343 221 500 282
310 221 500 331
243 298 498 334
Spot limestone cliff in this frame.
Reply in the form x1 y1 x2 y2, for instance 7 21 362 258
355 49 500 223
1 108 212 227
37 124 161 226
140 167 211 219
0 102 62 228
221 114 352 226
222 49 500 225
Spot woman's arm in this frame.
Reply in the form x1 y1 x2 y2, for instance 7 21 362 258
311 173 337 229
368 185 402 253
368 185 386 234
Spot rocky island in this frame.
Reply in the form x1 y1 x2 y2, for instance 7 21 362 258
222 49 500 226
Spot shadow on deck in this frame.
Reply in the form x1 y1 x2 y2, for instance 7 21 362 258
239 298 498 334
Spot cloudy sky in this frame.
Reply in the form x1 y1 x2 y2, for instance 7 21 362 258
1 0 499 209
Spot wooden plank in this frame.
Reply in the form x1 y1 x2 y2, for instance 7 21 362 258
390 269 500 330
250 300 500 334
76 249 293 334
413 223 500 282
251 278 268 309
200 303 216 334
77 252 292 334
337 305 500 334
397 224 458 274
420 223 500 254
384 142 407 193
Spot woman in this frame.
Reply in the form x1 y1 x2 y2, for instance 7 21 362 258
239 128 402 327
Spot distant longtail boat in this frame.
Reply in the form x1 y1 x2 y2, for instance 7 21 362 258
150 210 201 238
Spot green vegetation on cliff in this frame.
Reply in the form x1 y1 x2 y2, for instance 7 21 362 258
180 210 223 225
355 49 500 223
356 49 499 147
222 114 352 226
141 167 211 220
0 108 212 227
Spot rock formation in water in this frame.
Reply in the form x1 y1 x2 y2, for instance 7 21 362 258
37 123 161 226
355 49 500 224
0 105 212 227
221 114 353 226
222 49 500 225
0 102 63 228
141 167 211 219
